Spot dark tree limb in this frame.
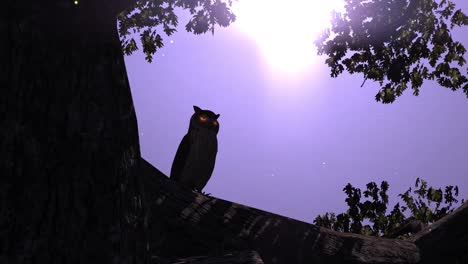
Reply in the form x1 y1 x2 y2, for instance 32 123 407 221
140 158 419 264
409 201 468 263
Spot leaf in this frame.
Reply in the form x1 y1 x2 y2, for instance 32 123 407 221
451 9 468 27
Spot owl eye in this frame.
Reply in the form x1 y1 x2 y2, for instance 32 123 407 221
198 115 208 122
213 120 218 126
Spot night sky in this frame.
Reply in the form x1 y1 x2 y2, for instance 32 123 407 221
124 0 468 223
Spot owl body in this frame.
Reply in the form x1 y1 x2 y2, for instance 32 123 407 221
170 106 220 191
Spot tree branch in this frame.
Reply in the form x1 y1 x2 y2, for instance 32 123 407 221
140 158 419 264
409 201 468 263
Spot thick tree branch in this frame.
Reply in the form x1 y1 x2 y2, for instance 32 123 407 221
409 201 468 263
140 158 419 264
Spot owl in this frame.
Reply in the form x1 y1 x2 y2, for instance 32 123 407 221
170 105 220 192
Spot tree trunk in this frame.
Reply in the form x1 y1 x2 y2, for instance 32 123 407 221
1 1 145 263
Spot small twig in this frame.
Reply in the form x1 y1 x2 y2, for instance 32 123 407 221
361 77 368 87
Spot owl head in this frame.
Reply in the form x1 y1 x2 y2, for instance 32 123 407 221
189 105 220 134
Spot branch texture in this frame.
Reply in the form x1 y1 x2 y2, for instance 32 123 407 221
140 158 419 264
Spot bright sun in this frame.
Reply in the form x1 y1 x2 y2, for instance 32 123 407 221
232 0 344 74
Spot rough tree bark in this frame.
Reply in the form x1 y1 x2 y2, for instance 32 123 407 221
141 158 468 264
140 159 421 264
1 1 146 263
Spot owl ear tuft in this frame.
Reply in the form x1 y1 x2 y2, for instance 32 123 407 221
193 105 202 113
215 114 220 119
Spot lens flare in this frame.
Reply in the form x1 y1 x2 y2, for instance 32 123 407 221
233 0 344 74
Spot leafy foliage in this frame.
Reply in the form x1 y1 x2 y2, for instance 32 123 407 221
315 0 468 103
314 178 463 237
117 0 236 62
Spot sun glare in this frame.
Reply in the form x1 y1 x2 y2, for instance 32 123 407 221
233 0 344 74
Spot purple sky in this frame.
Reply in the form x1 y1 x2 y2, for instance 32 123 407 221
124 1 468 223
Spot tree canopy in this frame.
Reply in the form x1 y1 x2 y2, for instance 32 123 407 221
117 0 236 62
314 178 463 237
315 0 468 103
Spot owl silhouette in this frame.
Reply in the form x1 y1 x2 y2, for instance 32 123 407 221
170 105 220 192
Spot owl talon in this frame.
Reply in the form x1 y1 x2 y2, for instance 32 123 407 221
195 189 211 196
